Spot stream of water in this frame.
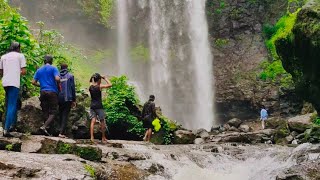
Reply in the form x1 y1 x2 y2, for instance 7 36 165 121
120 143 315 180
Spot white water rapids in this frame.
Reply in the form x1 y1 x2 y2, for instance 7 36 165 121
116 0 215 131
117 143 317 180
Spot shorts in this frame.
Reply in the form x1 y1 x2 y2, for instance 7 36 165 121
261 117 268 121
40 91 58 116
89 109 106 122
143 116 153 129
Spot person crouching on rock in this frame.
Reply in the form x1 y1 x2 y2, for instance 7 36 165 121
32 55 60 136
260 105 268 129
89 73 112 144
142 95 158 142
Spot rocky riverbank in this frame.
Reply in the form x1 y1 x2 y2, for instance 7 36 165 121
0 133 319 180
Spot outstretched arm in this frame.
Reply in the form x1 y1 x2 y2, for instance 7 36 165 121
100 76 112 89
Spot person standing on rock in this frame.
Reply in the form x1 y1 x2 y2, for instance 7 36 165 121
0 42 27 137
142 95 157 142
32 55 60 136
260 105 268 129
89 73 112 144
58 64 76 138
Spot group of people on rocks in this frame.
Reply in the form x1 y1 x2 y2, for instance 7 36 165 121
0 42 157 143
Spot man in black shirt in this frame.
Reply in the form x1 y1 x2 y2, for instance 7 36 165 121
142 95 157 142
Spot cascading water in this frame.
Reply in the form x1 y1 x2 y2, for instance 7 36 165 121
187 0 214 130
117 0 215 130
117 0 130 74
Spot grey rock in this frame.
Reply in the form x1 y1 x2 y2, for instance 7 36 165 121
173 130 196 144
285 135 294 143
239 124 250 133
194 128 210 139
288 113 313 133
194 138 205 145
226 118 242 128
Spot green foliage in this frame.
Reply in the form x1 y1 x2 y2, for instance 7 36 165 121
314 117 320 126
99 0 115 28
57 142 73 154
75 146 102 161
78 0 115 28
265 11 299 61
5 144 13 151
206 0 228 15
104 76 145 138
214 38 229 48
84 164 96 178
159 116 178 145
260 7 300 85
130 44 150 62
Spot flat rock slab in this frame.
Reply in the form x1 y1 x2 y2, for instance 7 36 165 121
0 151 92 179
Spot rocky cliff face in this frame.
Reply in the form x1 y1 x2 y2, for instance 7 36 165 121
206 0 303 122
276 0 320 113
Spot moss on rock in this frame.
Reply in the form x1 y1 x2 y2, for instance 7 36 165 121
276 0 320 113
74 145 102 161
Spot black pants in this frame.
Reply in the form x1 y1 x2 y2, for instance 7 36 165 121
59 101 72 135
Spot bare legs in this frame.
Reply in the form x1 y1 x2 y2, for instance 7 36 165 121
261 120 265 130
90 118 107 144
143 128 152 142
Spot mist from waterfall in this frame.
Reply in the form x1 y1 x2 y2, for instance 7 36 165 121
117 0 215 130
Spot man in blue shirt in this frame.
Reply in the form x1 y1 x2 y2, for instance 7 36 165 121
260 105 268 129
32 55 60 135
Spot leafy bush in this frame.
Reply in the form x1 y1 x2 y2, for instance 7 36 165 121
104 76 145 140
104 76 178 144
314 117 320 126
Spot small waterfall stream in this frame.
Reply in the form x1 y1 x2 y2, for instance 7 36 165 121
116 0 215 130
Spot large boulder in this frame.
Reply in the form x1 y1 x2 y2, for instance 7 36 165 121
276 0 320 113
288 113 313 133
173 130 196 144
194 128 209 139
226 118 242 128
16 93 92 138
16 97 43 134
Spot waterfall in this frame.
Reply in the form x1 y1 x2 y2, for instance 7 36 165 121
116 0 215 130
117 0 130 74
188 0 214 129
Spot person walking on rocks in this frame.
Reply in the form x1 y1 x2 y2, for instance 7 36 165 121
260 105 268 129
58 64 76 138
0 42 27 137
142 95 157 142
32 55 60 136
89 73 112 144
